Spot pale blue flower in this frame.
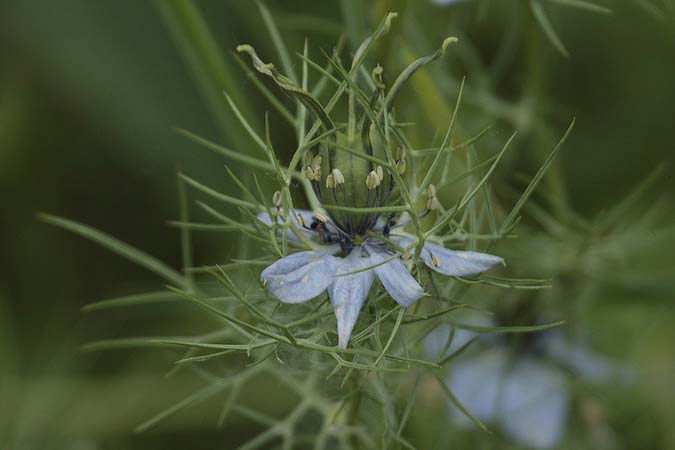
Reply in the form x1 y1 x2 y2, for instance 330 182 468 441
426 323 629 449
259 209 504 348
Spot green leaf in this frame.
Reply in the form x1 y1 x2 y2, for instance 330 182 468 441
83 291 183 312
543 0 613 15
40 214 187 288
236 44 335 131
385 37 458 112
256 0 299 85
433 372 489 433
152 0 256 146
529 0 569 57
500 119 575 233
449 320 565 334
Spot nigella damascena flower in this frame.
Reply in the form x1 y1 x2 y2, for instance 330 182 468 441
258 207 503 348
425 320 632 449
239 37 503 348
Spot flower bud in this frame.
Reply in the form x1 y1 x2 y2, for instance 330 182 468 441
272 190 282 207
366 171 380 190
332 168 345 185
326 174 335 189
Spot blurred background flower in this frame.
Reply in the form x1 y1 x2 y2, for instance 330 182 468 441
1 0 674 449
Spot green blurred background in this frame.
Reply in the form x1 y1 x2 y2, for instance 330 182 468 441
1 0 674 449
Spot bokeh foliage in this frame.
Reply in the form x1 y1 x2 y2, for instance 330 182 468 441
1 0 674 449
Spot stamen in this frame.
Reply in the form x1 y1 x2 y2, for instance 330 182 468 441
272 191 282 209
431 253 442 268
314 211 329 223
426 184 439 210
332 168 345 185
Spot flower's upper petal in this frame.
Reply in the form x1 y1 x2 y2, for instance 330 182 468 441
446 348 508 425
257 209 315 243
261 248 339 303
499 358 569 449
328 250 376 348
421 241 504 277
367 247 424 307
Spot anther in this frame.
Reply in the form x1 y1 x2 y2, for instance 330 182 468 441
332 168 345 185
426 196 440 211
304 166 318 181
314 211 329 223
326 174 335 189
366 171 380 190
376 165 384 183
272 191 282 208
431 254 442 267
310 155 322 171
396 158 407 175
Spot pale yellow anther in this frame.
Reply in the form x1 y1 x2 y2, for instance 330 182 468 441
372 64 384 89
332 168 345 185
376 165 384 182
303 166 316 181
297 213 306 227
310 155 322 171
396 146 406 161
427 196 440 211
396 158 407 175
431 254 442 268
366 171 380 190
314 211 329 223
272 191 282 207
326 174 335 189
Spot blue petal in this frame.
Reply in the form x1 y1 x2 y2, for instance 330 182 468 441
421 241 504 276
446 349 507 424
366 247 424 307
328 249 375 348
540 332 629 382
261 248 338 303
499 358 569 449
